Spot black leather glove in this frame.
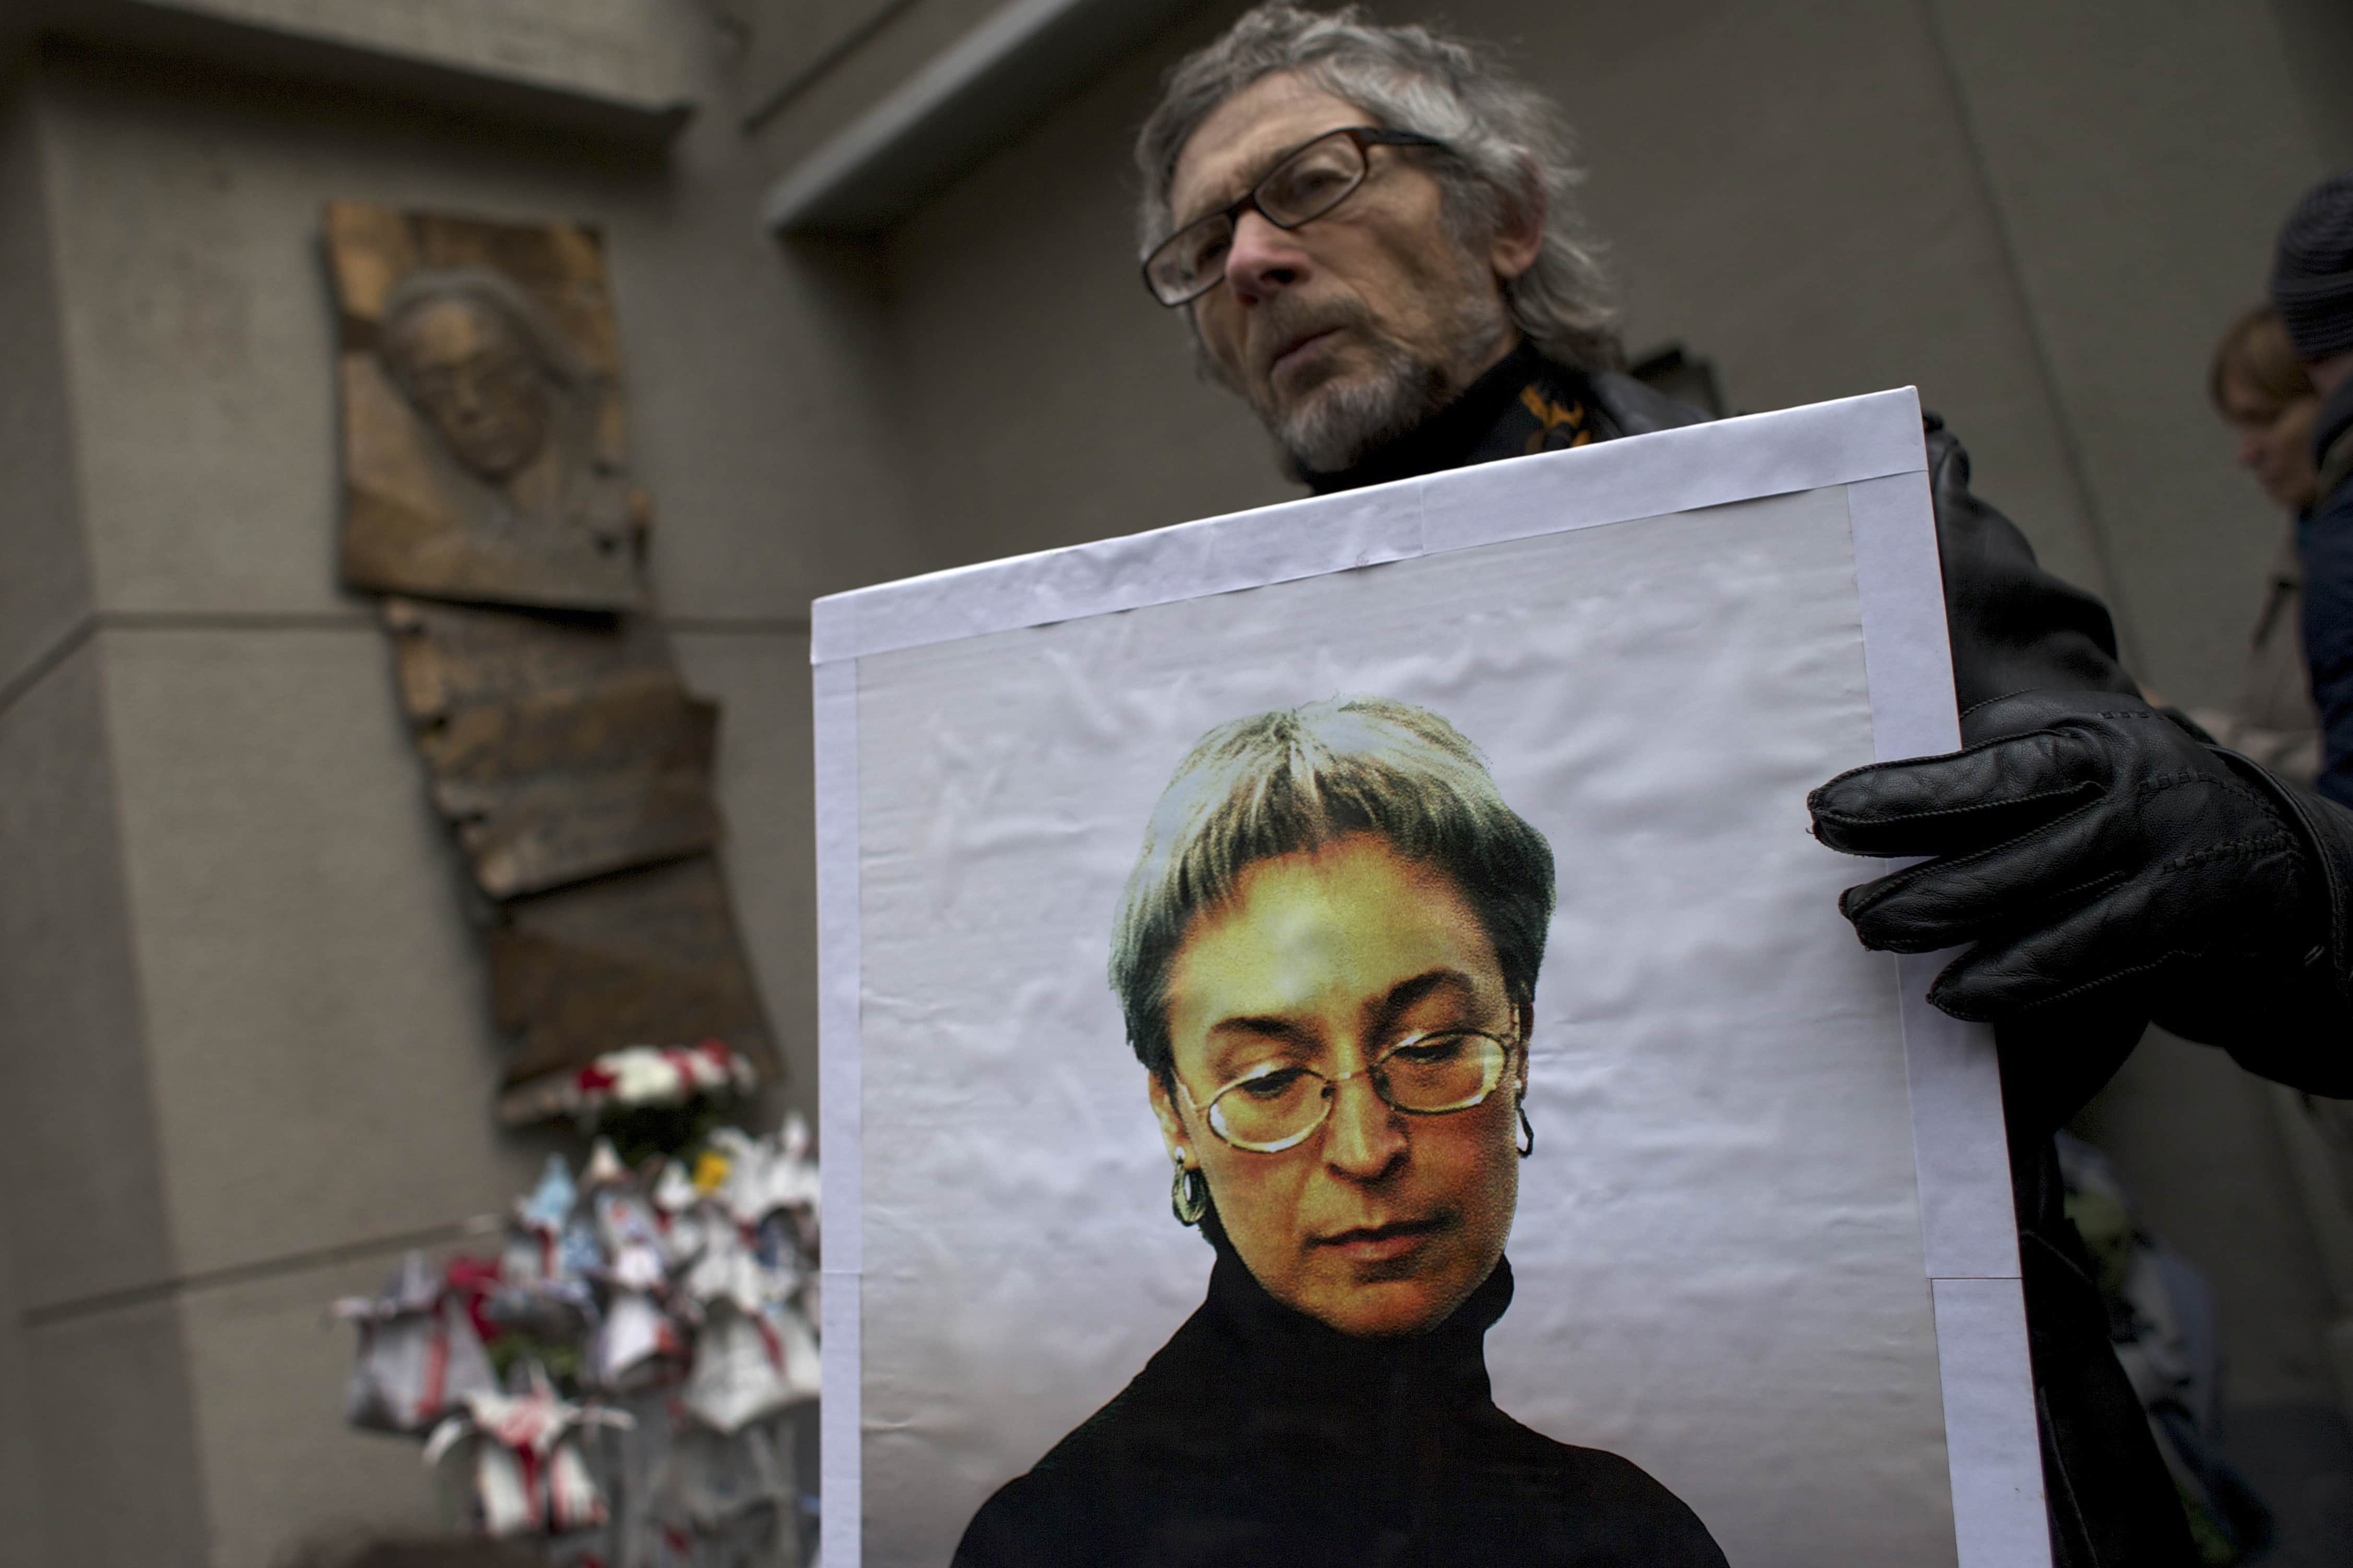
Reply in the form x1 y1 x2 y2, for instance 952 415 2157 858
1806 691 2340 1039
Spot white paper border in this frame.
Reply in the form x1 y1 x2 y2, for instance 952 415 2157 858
814 658 863 1566
811 388 1928 666
813 387 2048 1565
1934 1278 2051 1567
1843 470 2046 1567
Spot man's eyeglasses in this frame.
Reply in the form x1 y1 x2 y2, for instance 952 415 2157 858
1142 126 1448 307
1179 1028 1516 1154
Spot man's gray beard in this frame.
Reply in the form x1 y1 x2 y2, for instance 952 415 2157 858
1270 336 1457 474
1249 284 1511 473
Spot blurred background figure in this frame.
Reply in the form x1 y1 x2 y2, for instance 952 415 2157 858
2060 1134 2275 1565
2271 170 2353 806
2189 306 2326 783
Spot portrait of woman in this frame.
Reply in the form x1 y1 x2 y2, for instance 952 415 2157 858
341 262 646 611
951 695 1727 1566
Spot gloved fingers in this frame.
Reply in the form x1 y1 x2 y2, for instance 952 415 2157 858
1808 728 2101 858
1836 794 2123 953
1917 877 2180 1021
1920 829 2295 1020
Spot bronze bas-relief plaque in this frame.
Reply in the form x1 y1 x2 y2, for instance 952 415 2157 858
330 201 779 1111
381 596 672 723
490 856 779 1090
327 203 648 612
419 671 722 899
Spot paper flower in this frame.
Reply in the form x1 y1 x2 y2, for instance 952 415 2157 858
640 1418 799 1565
676 1226 819 1433
335 1251 499 1436
424 1363 634 1537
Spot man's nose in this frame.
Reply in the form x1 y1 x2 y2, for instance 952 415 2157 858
1223 208 1308 304
2237 429 2267 469
1321 1073 1406 1180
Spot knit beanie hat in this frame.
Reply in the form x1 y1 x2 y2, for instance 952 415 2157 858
2271 170 2353 362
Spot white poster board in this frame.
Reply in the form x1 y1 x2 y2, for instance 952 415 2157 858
812 389 2048 1568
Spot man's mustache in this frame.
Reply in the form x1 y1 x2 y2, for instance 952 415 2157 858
1248 295 1380 383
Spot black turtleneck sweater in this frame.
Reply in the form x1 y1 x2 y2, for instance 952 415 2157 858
951 1248 1727 1568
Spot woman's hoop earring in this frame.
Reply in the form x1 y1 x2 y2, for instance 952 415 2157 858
1170 1152 1210 1227
1516 1100 1535 1159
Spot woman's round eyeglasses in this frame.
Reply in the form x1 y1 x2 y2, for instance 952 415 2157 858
1179 1029 1517 1154
1141 125 1448 307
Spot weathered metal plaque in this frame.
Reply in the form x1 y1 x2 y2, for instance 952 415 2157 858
326 201 648 611
381 596 670 723
417 670 721 899
329 200 777 1124
490 855 778 1087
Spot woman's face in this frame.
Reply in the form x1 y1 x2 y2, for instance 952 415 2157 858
384 295 553 481
1149 831 1523 1338
2218 371 2321 513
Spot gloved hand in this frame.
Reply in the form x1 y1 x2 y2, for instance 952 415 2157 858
1806 691 2330 1023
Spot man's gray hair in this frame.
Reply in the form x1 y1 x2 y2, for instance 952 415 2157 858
1109 695 1556 1081
1134 3 1619 371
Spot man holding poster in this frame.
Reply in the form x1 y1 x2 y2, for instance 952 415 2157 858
1128 7 2353 1564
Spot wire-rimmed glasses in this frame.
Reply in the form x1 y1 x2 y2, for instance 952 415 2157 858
1141 125 1448 307
1179 1029 1517 1154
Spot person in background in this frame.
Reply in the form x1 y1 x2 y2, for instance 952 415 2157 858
2192 306 2324 784
2271 171 2353 803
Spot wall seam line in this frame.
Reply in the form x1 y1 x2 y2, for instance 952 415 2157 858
0 613 94 723
740 0 926 133
19 1215 492 1327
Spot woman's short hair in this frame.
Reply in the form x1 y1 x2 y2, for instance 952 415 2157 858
1134 3 1619 372
1110 696 1555 1079
2208 304 2316 414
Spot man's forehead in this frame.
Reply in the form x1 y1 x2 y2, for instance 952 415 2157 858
1169 72 1369 222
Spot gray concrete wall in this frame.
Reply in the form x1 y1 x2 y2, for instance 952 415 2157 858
30 0 700 118
885 0 1285 565
2273 0 2353 170
0 18 923 1562
741 0 1004 162
1928 0 2330 700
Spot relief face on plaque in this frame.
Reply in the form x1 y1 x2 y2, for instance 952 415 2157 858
330 206 648 612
